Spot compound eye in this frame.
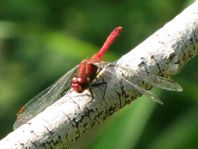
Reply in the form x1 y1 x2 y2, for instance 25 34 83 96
71 76 88 93
72 83 84 93
72 76 78 83
77 77 87 84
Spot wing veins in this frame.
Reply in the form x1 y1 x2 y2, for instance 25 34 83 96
96 62 182 92
13 66 78 129
94 63 163 104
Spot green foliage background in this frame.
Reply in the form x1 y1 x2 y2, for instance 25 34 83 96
0 0 197 148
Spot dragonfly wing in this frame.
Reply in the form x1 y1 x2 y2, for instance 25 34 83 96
122 77 164 104
13 65 78 130
140 74 183 91
108 64 183 92
94 63 163 104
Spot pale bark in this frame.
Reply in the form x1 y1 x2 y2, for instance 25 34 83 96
0 1 198 148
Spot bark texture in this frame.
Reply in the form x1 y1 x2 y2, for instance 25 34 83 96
0 1 198 148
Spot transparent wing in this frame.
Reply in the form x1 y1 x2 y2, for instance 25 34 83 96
140 74 183 91
94 62 182 104
111 63 183 92
13 65 78 130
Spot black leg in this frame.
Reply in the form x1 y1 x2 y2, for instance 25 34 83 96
88 64 107 100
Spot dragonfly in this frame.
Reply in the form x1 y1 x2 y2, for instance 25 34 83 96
13 26 182 130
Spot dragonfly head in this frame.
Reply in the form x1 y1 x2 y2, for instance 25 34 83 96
71 76 89 93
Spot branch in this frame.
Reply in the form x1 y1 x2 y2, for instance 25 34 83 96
1 1 198 148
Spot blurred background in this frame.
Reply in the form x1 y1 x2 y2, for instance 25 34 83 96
0 0 197 148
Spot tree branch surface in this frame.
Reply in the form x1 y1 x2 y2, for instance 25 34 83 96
0 1 198 148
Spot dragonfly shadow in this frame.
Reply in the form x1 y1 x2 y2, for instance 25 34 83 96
89 80 107 101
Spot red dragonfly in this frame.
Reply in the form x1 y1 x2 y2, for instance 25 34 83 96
14 26 182 129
